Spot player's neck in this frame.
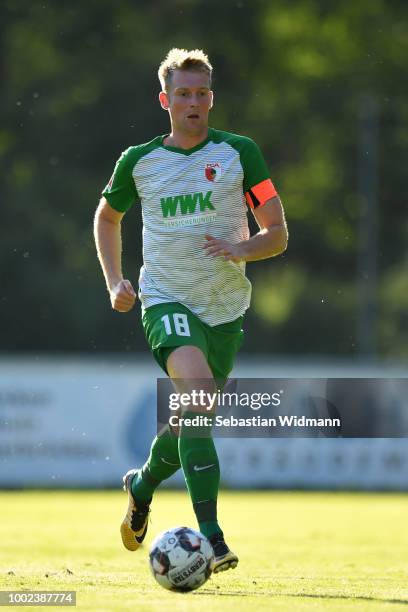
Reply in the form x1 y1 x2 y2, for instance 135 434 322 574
164 127 209 150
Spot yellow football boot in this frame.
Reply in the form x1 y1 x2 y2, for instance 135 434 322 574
209 532 239 573
120 469 151 551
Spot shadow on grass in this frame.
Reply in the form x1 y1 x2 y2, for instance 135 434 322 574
194 590 408 605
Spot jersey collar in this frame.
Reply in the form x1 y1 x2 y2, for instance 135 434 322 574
160 128 213 155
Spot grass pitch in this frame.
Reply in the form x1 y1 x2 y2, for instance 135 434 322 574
0 490 407 611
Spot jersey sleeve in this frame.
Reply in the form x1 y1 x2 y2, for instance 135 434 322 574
101 147 139 212
240 138 278 209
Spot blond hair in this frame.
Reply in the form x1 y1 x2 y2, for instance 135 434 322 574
158 48 212 91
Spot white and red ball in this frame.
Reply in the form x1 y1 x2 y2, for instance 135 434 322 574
149 526 214 592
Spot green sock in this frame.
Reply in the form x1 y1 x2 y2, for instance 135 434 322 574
178 411 222 538
131 426 180 502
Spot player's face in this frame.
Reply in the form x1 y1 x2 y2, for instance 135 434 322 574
161 70 213 136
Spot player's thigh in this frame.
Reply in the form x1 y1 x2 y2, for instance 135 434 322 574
167 345 216 414
166 345 213 379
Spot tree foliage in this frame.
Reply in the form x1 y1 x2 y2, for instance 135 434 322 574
1 0 407 358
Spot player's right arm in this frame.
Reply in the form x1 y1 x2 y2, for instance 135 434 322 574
94 197 136 312
95 147 139 312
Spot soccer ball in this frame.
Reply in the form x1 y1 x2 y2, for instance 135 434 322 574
149 526 214 592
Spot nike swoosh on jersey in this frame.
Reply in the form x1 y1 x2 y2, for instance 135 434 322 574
193 464 215 471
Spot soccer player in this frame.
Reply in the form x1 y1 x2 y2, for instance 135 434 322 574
94 48 288 573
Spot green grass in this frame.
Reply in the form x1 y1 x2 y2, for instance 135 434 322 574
0 490 407 611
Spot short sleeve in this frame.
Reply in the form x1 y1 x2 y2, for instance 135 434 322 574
101 147 139 212
240 138 278 209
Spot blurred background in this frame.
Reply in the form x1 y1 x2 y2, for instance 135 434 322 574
1 0 407 491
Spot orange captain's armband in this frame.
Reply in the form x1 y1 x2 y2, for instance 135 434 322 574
245 178 277 209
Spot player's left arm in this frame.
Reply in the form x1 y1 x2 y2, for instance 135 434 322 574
243 194 288 261
204 137 288 263
204 194 288 263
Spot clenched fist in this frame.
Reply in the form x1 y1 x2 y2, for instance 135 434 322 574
109 279 137 312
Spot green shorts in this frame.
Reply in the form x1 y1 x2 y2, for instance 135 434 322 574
142 302 244 380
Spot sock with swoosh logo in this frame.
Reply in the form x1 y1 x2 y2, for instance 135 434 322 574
131 425 181 502
178 410 221 538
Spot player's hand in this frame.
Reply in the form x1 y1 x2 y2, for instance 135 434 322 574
109 279 137 312
202 234 244 263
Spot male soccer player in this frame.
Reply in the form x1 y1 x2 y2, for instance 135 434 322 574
94 48 288 573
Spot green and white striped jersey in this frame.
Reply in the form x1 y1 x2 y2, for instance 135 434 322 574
102 127 276 326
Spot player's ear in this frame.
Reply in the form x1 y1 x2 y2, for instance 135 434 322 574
159 91 169 110
209 90 214 109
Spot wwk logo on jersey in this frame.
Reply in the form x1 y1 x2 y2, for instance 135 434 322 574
160 190 216 227
205 162 222 182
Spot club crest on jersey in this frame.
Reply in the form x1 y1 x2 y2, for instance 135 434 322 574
205 162 222 182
